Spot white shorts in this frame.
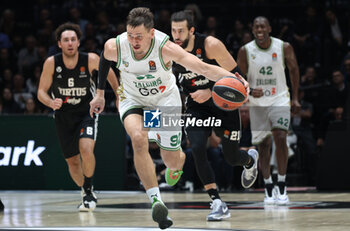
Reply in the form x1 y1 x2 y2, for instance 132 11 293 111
119 87 182 151
249 101 290 145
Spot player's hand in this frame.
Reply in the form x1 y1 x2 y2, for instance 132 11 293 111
89 94 105 118
190 88 212 103
50 98 63 110
291 99 301 114
234 72 250 96
251 88 264 98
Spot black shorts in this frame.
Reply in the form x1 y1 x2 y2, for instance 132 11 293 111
54 110 98 158
185 99 241 137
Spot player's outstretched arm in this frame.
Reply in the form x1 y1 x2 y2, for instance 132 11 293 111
163 40 234 82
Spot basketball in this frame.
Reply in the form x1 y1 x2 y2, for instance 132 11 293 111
212 76 247 111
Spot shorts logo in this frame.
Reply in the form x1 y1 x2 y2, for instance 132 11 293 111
223 130 230 138
143 108 162 128
149 60 156 72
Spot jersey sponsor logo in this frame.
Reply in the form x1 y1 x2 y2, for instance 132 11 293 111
0 140 45 166
191 78 209 86
256 78 277 86
65 97 81 105
133 75 165 96
149 60 156 72
272 52 277 61
56 66 62 73
58 87 87 96
139 86 166 96
179 72 199 80
133 77 162 88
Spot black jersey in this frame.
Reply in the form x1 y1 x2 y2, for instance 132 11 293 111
172 33 217 106
51 52 95 112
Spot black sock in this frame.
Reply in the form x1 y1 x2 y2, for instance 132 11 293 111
207 188 221 201
265 183 274 197
83 176 93 194
277 181 286 194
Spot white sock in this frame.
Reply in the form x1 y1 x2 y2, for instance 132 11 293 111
146 187 162 204
264 176 273 185
278 174 286 182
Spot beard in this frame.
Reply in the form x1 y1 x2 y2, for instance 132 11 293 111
180 37 190 49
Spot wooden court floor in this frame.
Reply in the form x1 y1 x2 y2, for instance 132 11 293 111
0 189 350 231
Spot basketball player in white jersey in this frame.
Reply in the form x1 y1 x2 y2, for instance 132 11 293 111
89 7 248 229
237 16 300 205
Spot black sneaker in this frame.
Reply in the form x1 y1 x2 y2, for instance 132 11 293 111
264 183 276 205
78 188 97 212
275 182 289 205
241 149 259 188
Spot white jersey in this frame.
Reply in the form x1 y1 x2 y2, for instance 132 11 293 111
115 29 177 105
245 37 290 106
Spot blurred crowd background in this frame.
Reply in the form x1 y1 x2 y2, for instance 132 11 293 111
1 0 350 191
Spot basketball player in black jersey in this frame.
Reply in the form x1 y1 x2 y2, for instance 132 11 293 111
171 11 259 221
37 23 119 212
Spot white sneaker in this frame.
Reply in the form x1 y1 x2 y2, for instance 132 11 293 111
207 199 231 221
241 149 259 188
275 182 289 205
264 183 276 205
79 187 97 212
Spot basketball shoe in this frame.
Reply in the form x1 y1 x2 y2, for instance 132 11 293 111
264 183 276 205
151 198 173 229
165 168 183 186
79 187 97 212
275 182 289 205
207 199 231 221
241 149 259 188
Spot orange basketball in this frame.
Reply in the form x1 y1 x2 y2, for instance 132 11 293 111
212 76 247 111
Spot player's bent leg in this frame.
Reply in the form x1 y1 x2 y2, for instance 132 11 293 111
66 155 84 187
161 149 185 186
124 114 159 189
